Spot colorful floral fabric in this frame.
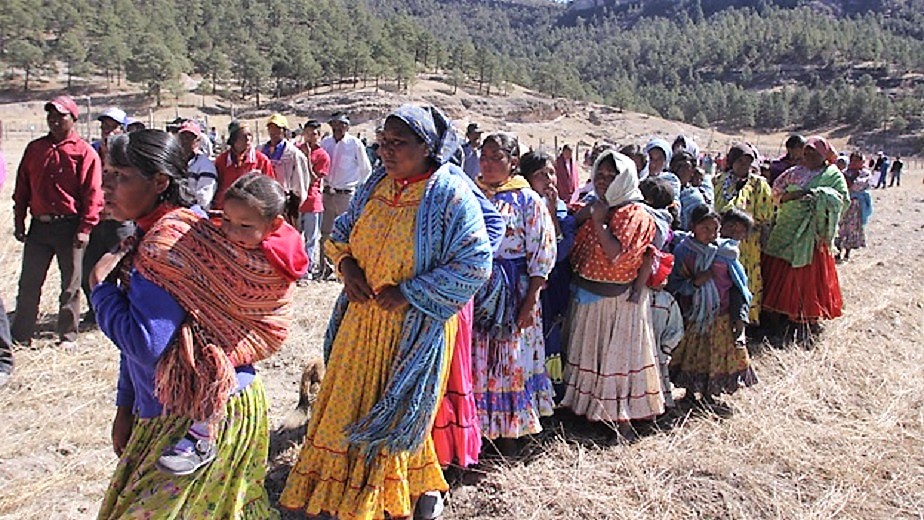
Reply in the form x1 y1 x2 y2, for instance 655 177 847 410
472 185 557 439
97 379 276 520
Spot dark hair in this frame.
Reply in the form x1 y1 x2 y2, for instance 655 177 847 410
669 150 695 172
639 177 675 209
785 134 806 149
672 135 686 149
519 150 553 180
725 144 756 172
590 142 617 165
482 132 520 160
619 143 642 158
689 204 719 227
721 207 755 231
224 173 286 220
107 129 191 206
597 152 618 176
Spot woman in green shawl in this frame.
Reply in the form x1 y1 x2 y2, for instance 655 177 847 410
761 136 848 337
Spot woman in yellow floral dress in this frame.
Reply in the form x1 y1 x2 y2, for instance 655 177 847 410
712 143 774 324
280 105 492 520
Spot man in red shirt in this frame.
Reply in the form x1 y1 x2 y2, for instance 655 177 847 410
11 95 103 349
296 119 330 282
213 120 275 209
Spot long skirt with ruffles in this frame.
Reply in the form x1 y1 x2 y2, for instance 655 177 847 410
561 287 665 423
432 301 481 467
472 264 555 440
670 315 758 398
98 378 276 520
762 244 843 323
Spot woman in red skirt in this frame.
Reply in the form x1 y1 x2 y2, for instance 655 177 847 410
762 136 848 340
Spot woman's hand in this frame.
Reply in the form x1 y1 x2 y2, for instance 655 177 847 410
89 247 131 288
375 285 408 311
111 406 134 457
590 199 609 226
516 293 539 330
544 184 560 213
516 276 545 330
340 257 375 303
692 270 713 287
780 189 811 203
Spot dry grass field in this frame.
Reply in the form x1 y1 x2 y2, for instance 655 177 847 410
1 134 922 518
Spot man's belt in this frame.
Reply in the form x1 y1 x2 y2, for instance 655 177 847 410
34 214 79 223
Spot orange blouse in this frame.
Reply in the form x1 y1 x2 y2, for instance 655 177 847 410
570 203 655 284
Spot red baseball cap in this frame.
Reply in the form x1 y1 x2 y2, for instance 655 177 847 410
44 95 79 119
178 120 202 137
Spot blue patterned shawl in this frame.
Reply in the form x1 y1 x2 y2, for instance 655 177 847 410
668 236 751 333
324 165 492 456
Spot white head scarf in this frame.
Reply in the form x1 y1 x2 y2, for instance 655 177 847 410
597 150 643 207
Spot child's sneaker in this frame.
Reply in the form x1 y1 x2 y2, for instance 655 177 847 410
156 435 217 476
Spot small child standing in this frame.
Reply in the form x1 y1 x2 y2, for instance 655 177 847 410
639 177 684 408
156 173 308 475
718 208 756 344
667 205 757 404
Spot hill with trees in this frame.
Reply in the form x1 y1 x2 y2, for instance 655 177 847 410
1 0 922 147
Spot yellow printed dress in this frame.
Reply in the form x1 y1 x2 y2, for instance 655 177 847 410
280 178 454 520
713 172 774 323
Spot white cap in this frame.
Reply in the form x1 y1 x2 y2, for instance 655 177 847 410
97 107 127 126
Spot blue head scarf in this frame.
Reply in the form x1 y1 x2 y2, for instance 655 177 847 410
387 104 462 166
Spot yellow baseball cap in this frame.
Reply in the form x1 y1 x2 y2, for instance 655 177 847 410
266 113 289 129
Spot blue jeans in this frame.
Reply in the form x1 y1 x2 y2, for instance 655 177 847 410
299 212 321 274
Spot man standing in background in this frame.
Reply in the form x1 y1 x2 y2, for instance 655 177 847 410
263 114 309 225
461 122 482 180
82 107 136 325
319 112 371 278
0 121 12 386
178 120 218 209
889 156 903 187
297 119 330 282
11 95 102 350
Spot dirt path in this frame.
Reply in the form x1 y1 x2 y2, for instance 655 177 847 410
0 159 920 518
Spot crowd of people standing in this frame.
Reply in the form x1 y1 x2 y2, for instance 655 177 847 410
0 94 898 519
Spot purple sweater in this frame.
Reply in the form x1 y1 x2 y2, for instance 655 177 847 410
92 270 255 419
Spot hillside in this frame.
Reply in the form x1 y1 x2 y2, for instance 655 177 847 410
1 0 923 152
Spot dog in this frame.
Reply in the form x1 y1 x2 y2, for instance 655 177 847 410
281 358 325 429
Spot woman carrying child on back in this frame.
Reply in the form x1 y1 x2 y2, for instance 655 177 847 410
668 205 757 407
90 130 305 519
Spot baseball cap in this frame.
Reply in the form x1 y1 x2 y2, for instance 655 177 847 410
466 123 483 134
266 113 289 129
328 112 350 125
97 107 127 125
304 119 322 129
178 120 202 136
44 95 79 119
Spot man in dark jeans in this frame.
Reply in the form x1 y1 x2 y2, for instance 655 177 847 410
11 95 103 349
889 157 903 187
0 299 12 387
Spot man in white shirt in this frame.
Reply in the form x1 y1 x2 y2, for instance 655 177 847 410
262 113 310 225
178 120 218 209
319 112 372 267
